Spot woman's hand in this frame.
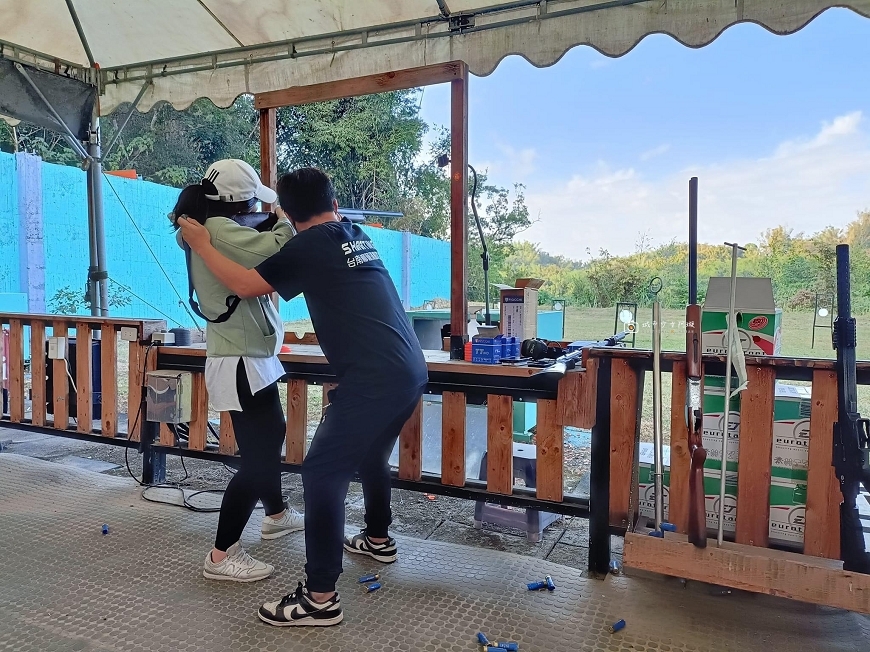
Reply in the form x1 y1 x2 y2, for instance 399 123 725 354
178 217 211 253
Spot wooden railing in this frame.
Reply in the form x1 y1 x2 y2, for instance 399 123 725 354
589 348 849 559
152 343 599 511
597 348 870 614
0 313 166 437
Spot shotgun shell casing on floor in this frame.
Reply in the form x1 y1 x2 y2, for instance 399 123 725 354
101 524 109 535
609 560 622 575
484 647 518 652
358 573 379 583
364 583 381 593
609 619 626 633
527 580 547 591
492 642 519 651
545 575 556 591
477 632 490 645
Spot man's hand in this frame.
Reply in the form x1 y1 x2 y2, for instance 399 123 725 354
179 217 212 253
275 206 290 222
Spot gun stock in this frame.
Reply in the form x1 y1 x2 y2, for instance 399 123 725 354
685 303 707 547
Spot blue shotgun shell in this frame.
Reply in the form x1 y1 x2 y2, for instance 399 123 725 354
609 619 626 633
609 560 622 575
493 642 519 651
545 575 556 591
477 632 490 645
101 524 109 535
527 580 546 591
364 582 381 593
661 522 677 532
358 573 380 583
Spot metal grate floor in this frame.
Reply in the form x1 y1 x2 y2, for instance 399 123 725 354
0 452 868 652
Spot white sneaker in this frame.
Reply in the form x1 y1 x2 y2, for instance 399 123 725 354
261 508 305 540
203 542 274 582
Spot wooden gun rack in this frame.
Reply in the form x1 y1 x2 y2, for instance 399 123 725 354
587 348 870 614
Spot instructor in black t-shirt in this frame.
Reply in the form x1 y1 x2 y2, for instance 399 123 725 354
179 168 428 627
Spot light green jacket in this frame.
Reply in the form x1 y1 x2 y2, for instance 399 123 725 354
178 217 294 358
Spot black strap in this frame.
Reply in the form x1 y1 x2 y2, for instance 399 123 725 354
184 243 241 324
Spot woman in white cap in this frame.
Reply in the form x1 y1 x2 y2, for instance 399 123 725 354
170 159 304 582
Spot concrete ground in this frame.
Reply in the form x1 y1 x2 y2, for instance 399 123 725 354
2 451 869 652
0 425 602 571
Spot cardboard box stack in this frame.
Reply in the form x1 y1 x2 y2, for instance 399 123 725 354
695 277 809 548
639 278 809 547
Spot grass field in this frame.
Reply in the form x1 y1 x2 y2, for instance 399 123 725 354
287 307 870 446
561 307 870 444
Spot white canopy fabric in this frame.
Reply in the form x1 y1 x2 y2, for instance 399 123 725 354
1 0 869 114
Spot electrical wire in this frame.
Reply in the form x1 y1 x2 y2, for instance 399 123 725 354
108 277 185 328
102 173 201 327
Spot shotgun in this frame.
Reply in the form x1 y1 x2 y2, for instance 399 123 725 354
832 244 870 572
686 177 707 548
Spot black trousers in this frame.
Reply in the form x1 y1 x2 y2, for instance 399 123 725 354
301 383 423 593
214 362 287 552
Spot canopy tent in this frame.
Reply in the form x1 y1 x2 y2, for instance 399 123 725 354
1 1 868 114
1 0 868 325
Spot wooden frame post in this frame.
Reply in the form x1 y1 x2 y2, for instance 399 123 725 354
260 106 280 308
254 61 470 358
449 65 469 360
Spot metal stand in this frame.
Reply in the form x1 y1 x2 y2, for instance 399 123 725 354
718 242 745 546
589 357 612 576
140 419 166 485
811 294 834 349
614 302 638 347
649 278 665 530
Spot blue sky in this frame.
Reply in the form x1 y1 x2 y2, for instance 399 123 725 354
418 7 870 260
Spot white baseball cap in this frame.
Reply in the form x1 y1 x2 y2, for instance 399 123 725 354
202 159 277 204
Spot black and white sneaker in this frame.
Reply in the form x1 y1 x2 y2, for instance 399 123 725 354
343 530 398 563
258 582 343 627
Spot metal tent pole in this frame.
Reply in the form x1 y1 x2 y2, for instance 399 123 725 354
88 115 109 316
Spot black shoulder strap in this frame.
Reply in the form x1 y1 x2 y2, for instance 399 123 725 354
184 242 241 324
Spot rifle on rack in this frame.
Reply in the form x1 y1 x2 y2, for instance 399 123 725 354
686 178 707 548
832 244 870 573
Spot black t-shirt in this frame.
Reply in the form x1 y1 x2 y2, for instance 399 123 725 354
256 219 428 395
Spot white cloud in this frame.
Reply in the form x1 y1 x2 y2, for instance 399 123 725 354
640 143 671 161
479 143 538 179
522 112 870 260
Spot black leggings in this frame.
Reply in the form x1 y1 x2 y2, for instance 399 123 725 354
214 362 286 552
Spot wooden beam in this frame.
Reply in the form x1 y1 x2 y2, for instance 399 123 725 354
735 365 776 547
187 372 208 451
398 399 424 481
159 422 175 446
322 382 337 417
219 412 237 455
557 361 596 429
127 341 157 441
75 323 93 433
441 391 467 487
7 319 25 422
99 325 117 437
536 398 563 502
624 532 870 615
486 394 514 495
30 321 46 427
259 107 278 206
52 322 69 430
609 358 640 528
804 369 841 559
668 362 690 533
285 379 308 464
449 64 469 359
255 62 467 110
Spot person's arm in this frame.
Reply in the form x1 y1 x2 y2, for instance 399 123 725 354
179 217 274 298
211 219 293 268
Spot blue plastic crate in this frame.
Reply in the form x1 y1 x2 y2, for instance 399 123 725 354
471 343 502 364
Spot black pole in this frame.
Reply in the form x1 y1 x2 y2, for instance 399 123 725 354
689 177 698 305
589 357 613 577
467 165 490 325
